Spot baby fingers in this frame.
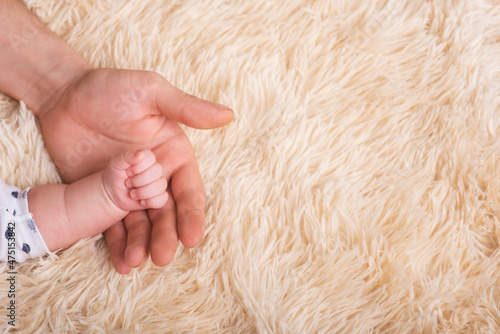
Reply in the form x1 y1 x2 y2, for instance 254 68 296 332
126 149 157 177
125 162 163 189
138 192 169 209
129 177 168 202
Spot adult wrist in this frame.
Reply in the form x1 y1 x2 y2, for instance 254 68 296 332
0 0 93 116
25 57 93 117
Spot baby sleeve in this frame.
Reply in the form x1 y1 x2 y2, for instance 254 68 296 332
0 179 49 262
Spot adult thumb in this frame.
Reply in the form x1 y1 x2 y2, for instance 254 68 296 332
150 72 234 129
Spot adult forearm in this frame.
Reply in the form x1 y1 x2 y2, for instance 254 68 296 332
0 0 91 114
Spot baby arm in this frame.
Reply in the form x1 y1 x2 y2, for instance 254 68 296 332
28 150 168 251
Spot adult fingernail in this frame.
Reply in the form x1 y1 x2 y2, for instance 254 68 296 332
212 102 231 110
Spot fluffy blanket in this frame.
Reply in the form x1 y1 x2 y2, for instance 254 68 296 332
1 0 499 332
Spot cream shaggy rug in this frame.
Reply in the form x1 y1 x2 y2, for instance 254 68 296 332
1 0 500 332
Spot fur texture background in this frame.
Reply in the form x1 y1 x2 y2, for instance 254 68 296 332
1 0 499 332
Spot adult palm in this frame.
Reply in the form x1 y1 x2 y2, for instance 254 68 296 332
36 68 234 273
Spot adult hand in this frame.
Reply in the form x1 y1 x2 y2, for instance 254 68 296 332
0 1 233 273
36 68 234 273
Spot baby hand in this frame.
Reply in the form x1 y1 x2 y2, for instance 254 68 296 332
105 149 168 211
124 150 168 208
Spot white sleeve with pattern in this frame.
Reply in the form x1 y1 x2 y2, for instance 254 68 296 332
0 179 49 262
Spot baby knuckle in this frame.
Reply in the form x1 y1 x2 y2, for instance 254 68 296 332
153 163 163 175
160 178 168 189
138 188 152 199
148 197 162 208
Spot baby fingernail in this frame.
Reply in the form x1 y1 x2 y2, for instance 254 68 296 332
125 179 132 188
141 200 146 206
130 190 138 199
127 169 134 177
